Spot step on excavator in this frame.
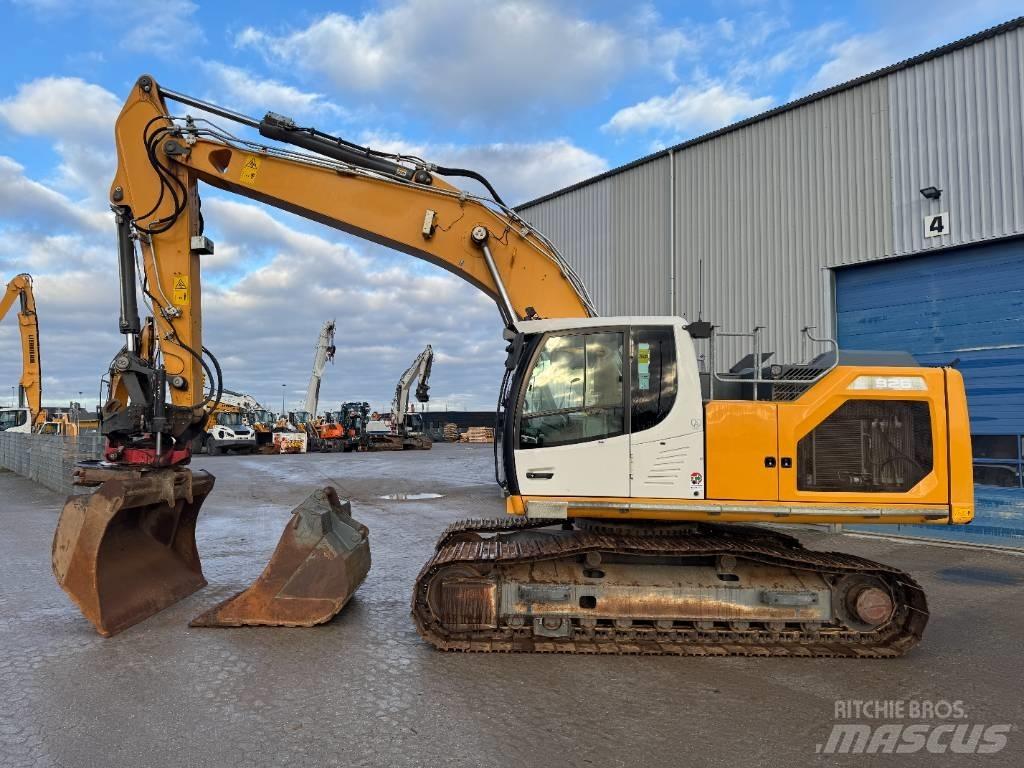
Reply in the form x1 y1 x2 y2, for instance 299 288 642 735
52 76 973 654
0 273 44 433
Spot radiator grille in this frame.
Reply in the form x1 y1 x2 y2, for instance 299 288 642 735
797 400 932 492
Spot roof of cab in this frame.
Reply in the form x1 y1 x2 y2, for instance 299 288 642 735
514 316 688 334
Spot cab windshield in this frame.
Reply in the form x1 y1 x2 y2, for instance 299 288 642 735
252 410 273 424
519 331 625 449
216 412 244 427
0 409 28 431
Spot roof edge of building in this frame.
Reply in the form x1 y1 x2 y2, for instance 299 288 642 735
515 15 1024 212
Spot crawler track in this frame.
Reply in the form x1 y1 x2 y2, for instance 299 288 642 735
413 518 928 657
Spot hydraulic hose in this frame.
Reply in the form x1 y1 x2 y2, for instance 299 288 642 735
434 166 506 207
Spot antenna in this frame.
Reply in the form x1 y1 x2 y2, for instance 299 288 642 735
698 257 705 322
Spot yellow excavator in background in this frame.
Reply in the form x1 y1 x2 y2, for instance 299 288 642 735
0 273 44 433
52 77 972 655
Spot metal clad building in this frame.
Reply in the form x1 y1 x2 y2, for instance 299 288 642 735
519 18 1024 488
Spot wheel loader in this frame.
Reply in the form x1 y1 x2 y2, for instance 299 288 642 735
51 76 972 656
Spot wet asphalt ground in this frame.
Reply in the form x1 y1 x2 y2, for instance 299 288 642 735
1 443 1023 767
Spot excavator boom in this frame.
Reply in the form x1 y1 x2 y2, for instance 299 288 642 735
52 74 588 635
50 76 971 655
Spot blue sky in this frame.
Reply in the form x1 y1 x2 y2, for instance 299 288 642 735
1 0 1020 412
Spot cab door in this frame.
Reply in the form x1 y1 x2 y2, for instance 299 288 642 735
629 326 706 499
514 329 630 497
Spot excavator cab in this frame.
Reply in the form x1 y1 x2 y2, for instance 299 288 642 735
0 407 31 432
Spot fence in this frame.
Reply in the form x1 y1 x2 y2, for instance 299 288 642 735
0 432 104 496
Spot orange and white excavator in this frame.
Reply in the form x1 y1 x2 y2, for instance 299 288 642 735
52 76 973 655
0 273 44 433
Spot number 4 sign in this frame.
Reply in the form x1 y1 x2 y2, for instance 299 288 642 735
924 211 950 239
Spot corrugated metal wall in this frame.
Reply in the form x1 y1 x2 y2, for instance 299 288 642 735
889 25 1024 254
672 77 892 364
519 23 1024 368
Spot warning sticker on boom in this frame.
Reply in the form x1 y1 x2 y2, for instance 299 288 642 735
239 154 262 186
172 275 189 306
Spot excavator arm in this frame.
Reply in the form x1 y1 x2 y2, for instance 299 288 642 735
0 273 43 429
52 74 592 635
103 75 593 465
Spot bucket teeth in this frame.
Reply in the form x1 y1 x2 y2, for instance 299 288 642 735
190 487 370 628
52 467 214 637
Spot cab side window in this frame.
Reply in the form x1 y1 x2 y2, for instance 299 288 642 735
520 331 625 449
631 327 677 433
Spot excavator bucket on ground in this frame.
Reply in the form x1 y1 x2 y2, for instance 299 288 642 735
190 487 370 627
53 467 369 636
52 466 214 637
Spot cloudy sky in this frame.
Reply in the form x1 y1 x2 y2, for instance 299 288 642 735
0 0 1019 413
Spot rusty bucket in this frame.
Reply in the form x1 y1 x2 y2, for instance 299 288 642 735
190 487 370 628
52 466 214 637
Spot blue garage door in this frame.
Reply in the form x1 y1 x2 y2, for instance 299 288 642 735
836 239 1024 491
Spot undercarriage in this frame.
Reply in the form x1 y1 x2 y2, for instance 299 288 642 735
413 518 928 657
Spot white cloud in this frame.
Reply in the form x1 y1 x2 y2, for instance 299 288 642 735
0 77 119 145
0 76 119 203
360 134 607 204
0 156 108 233
200 63 344 120
728 21 845 85
806 34 891 92
236 0 626 120
801 1 1024 95
603 82 773 136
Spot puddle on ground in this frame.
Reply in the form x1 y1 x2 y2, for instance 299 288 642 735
379 492 445 501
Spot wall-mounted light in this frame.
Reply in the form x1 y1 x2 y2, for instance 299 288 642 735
919 186 942 200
